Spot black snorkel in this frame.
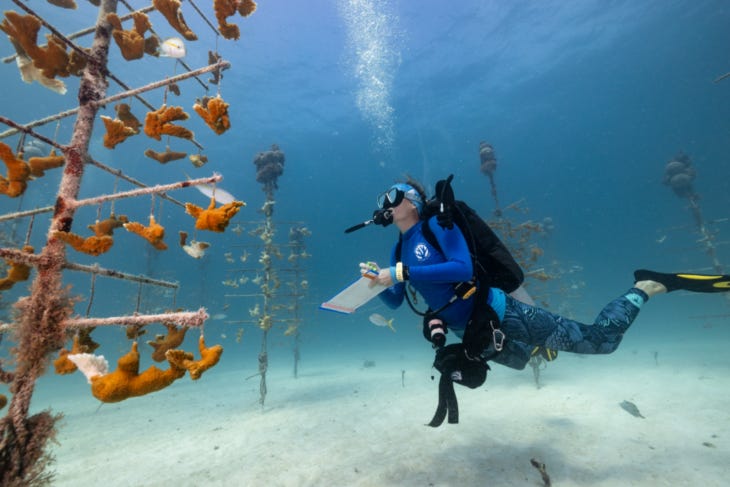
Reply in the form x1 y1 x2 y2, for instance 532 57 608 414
344 208 393 233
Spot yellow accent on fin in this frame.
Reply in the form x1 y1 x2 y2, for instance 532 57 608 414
676 273 722 280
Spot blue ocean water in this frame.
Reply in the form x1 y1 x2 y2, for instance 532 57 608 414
1 1 730 484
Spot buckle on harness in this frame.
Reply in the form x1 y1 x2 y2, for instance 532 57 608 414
454 280 477 300
492 327 505 352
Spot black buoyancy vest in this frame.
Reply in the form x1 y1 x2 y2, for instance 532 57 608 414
396 202 524 293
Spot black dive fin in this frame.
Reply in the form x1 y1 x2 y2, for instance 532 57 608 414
634 269 730 293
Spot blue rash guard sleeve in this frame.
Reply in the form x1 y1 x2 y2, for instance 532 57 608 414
406 218 473 283
377 217 473 315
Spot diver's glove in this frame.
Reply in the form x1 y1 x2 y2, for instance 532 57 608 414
434 177 456 230
436 205 454 230
422 315 447 349
433 343 489 389
462 302 502 360
372 208 393 227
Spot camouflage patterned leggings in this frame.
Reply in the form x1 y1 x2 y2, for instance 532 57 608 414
491 288 648 370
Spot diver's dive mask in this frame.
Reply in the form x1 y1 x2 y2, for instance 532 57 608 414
377 187 405 209
376 184 424 213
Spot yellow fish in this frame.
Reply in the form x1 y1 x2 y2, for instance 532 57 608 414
159 37 186 58
368 313 396 332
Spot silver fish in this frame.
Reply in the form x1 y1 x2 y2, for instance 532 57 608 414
368 313 396 332
619 400 645 418
22 140 46 158
159 37 186 58
185 172 238 205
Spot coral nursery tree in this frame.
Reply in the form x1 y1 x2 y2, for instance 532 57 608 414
0 0 256 484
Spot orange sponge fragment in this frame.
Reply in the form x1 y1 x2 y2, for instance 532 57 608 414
144 105 193 141
0 141 31 198
153 0 198 41
147 322 188 362
101 115 137 149
88 213 129 237
193 95 231 135
214 0 257 40
53 231 114 256
115 103 141 133
0 11 72 79
0 245 34 291
28 149 65 177
124 215 168 250
185 197 244 232
90 342 187 403
166 335 223 380
107 12 146 61
144 147 187 164
54 335 85 375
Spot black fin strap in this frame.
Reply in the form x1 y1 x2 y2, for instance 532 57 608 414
445 376 459 424
427 373 459 427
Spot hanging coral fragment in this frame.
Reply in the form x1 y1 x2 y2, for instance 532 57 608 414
147 322 188 362
144 147 187 164
165 336 223 380
124 215 168 250
0 245 34 291
101 115 137 149
28 150 65 177
53 231 114 256
88 213 129 237
7 38 67 94
185 197 244 232
69 342 187 403
115 103 142 132
153 0 198 41
106 12 156 61
193 95 231 135
0 142 30 197
0 11 79 81
144 105 194 141
214 0 258 40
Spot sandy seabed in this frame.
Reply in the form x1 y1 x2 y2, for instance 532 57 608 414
32 337 730 487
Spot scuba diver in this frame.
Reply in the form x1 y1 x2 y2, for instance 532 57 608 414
359 177 730 426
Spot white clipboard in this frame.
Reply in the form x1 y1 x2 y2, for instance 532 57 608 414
320 271 386 314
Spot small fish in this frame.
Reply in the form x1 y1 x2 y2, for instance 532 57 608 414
210 313 227 321
22 140 46 158
159 37 186 58
619 400 645 418
186 172 238 205
369 313 396 332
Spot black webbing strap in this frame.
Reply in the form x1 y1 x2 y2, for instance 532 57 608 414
427 373 459 427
